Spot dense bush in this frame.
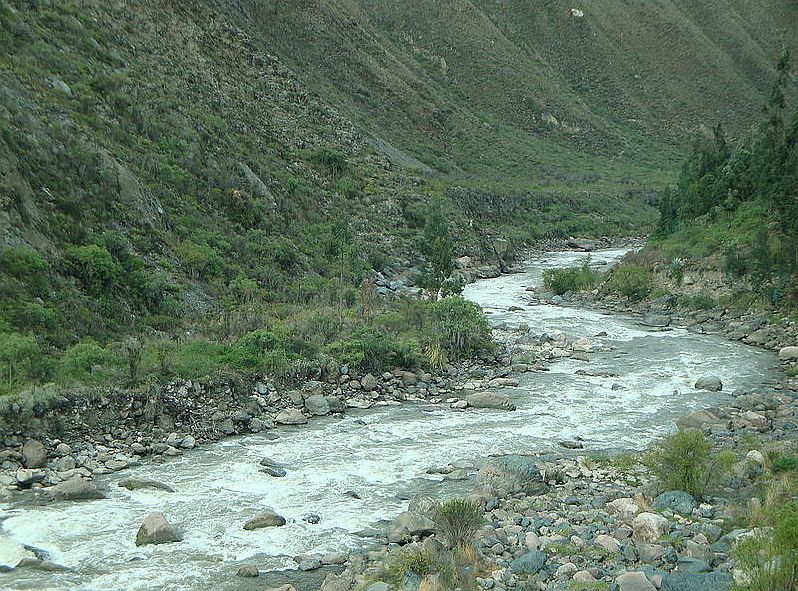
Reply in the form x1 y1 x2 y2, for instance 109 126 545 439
644 430 736 499
425 296 492 361
543 260 600 294
325 327 419 373
735 500 798 591
0 332 40 389
607 264 652 301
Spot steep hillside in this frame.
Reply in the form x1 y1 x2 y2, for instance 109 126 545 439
0 0 796 403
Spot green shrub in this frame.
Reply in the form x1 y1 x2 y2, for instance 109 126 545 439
0 332 40 388
325 327 419 373
680 291 716 310
434 498 483 548
425 296 492 361
607 264 652 300
644 430 736 499
543 260 600 294
771 454 798 474
65 244 119 294
735 501 798 591
57 339 121 384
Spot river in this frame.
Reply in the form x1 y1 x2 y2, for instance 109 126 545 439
0 249 781 590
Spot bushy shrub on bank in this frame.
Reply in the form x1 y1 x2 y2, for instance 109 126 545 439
543 260 601 295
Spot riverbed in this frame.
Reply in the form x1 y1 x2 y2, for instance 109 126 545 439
0 249 781 590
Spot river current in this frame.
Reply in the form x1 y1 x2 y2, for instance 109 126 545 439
0 249 781 590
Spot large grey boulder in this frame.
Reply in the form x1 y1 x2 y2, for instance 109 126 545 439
243 510 286 530
476 454 547 497
694 376 722 392
567 238 597 251
778 346 798 361
22 440 46 469
641 313 671 328
304 395 331 416
510 549 546 574
654 491 696 516
50 476 105 501
465 392 516 411
275 408 307 425
135 512 182 546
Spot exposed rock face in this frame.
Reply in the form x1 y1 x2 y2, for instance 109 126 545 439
50 476 105 501
465 392 516 411
476 454 547 497
694 376 723 392
21 440 46 469
135 512 182 546
243 510 287 530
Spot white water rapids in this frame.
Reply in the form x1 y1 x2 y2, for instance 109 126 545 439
0 249 781 590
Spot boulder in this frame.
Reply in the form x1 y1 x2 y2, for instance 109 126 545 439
389 511 435 541
741 410 769 431
694 376 723 392
676 557 711 574
304 395 331 416
0 535 37 570
778 346 798 361
571 337 592 352
632 512 670 543
22 440 46 469
118 478 175 493
243 511 286 530
567 238 597 251
677 409 722 431
653 491 696 516
660 571 732 591
509 550 546 574
641 313 671 328
237 565 259 577
465 392 516 411
617 571 656 591
135 512 182 546
361 374 378 390
50 476 105 501
595 534 621 553
606 497 641 523
275 408 307 425
476 454 547 497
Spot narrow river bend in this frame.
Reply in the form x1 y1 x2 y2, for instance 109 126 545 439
0 249 781 590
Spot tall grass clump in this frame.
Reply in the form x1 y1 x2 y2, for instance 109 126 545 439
434 498 484 549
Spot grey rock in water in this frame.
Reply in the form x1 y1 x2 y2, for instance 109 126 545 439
465 392 516 411
243 510 286 530
118 478 175 493
237 564 259 577
476 454 547 497
641 313 671 327
694 376 723 392
654 491 696 515
135 512 182 546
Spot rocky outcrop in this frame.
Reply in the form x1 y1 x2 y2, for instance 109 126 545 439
465 392 516 411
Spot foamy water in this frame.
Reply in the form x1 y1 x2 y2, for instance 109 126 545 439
0 249 780 590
